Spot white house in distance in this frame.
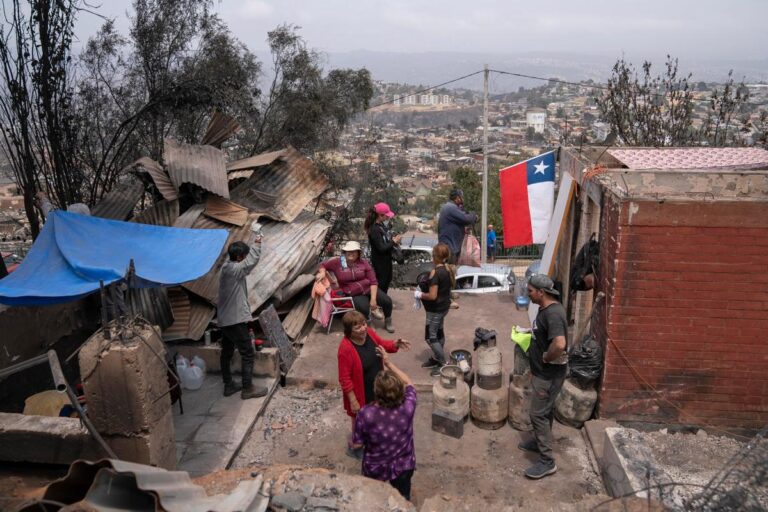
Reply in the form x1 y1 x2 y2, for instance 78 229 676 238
525 108 547 134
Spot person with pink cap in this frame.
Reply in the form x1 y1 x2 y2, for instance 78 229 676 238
364 202 401 332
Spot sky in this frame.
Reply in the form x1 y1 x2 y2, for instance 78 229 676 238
72 0 767 62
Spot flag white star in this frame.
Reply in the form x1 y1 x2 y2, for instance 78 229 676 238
533 161 548 174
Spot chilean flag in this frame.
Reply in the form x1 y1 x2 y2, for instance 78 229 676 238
499 151 556 247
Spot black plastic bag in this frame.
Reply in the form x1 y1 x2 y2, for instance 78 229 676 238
568 335 603 387
473 327 497 351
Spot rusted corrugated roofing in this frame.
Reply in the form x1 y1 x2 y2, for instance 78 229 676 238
163 287 214 341
174 204 205 229
181 212 256 304
229 146 329 222
91 181 144 220
203 196 248 227
164 139 229 199
128 157 178 201
245 211 330 313
200 111 241 148
226 149 285 174
607 147 768 170
132 199 179 227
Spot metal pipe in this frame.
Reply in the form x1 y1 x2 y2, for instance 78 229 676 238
46 350 118 459
99 280 111 340
0 353 49 380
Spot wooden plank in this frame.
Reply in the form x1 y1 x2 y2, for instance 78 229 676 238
258 304 295 372
529 172 577 325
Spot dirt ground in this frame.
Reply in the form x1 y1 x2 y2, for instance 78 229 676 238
232 386 608 510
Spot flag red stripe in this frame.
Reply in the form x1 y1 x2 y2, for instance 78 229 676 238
499 163 532 247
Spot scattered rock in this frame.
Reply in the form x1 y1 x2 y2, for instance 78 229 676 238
305 496 339 510
271 491 306 512
300 483 315 498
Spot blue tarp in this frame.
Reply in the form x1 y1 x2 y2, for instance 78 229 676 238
0 210 229 306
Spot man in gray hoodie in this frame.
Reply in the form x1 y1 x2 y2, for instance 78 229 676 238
437 189 478 262
218 221 267 400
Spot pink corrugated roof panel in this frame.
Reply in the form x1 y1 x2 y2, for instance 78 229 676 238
607 147 768 170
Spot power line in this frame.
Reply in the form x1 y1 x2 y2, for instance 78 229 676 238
367 70 484 109
489 68 613 93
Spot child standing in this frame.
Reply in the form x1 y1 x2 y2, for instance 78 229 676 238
414 243 455 376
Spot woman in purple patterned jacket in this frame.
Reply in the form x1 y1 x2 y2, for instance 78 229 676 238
352 345 417 501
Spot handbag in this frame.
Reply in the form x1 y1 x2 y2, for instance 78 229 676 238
391 243 404 264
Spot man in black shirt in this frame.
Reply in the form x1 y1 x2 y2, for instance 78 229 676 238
520 274 568 479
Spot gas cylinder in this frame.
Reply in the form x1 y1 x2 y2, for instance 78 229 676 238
554 378 598 428
449 349 474 387
508 373 533 431
433 365 470 420
476 335 502 390
470 376 509 430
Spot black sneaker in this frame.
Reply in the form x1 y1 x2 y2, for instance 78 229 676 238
421 357 439 368
241 385 268 400
524 460 557 479
430 365 445 377
518 439 540 453
345 446 364 460
223 381 242 397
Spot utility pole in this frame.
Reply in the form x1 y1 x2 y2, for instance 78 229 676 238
481 64 489 264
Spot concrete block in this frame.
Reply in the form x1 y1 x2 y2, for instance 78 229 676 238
602 427 672 500
432 409 464 439
103 408 176 470
79 326 171 435
271 491 307 511
584 419 620 467
174 345 279 378
0 412 101 465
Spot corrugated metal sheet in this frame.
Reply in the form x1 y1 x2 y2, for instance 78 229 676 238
173 204 205 229
203 196 248 227
39 458 267 512
164 139 230 199
245 211 330 313
226 149 285 173
273 273 314 305
163 287 191 341
229 146 329 222
607 147 768 170
163 287 214 342
129 157 178 201
128 287 173 330
132 199 179 227
282 292 314 340
200 111 240 148
180 212 256 304
91 181 144 220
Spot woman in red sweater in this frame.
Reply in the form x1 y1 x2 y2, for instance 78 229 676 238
338 311 410 458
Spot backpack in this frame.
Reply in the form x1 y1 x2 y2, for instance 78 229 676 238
570 233 599 291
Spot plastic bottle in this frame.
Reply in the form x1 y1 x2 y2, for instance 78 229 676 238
175 355 190 388
184 362 204 390
340 254 347 269
191 355 206 375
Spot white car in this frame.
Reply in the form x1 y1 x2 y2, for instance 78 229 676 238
454 264 515 294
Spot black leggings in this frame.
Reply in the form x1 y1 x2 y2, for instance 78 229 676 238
389 469 414 501
351 289 393 319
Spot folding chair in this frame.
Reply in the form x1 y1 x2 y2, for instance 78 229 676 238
327 292 356 334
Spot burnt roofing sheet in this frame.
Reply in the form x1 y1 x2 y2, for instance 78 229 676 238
164 139 230 199
229 146 328 222
90 181 144 220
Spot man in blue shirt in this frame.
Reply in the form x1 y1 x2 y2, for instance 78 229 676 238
487 224 497 263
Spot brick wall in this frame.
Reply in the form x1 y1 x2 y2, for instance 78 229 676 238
597 196 768 432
